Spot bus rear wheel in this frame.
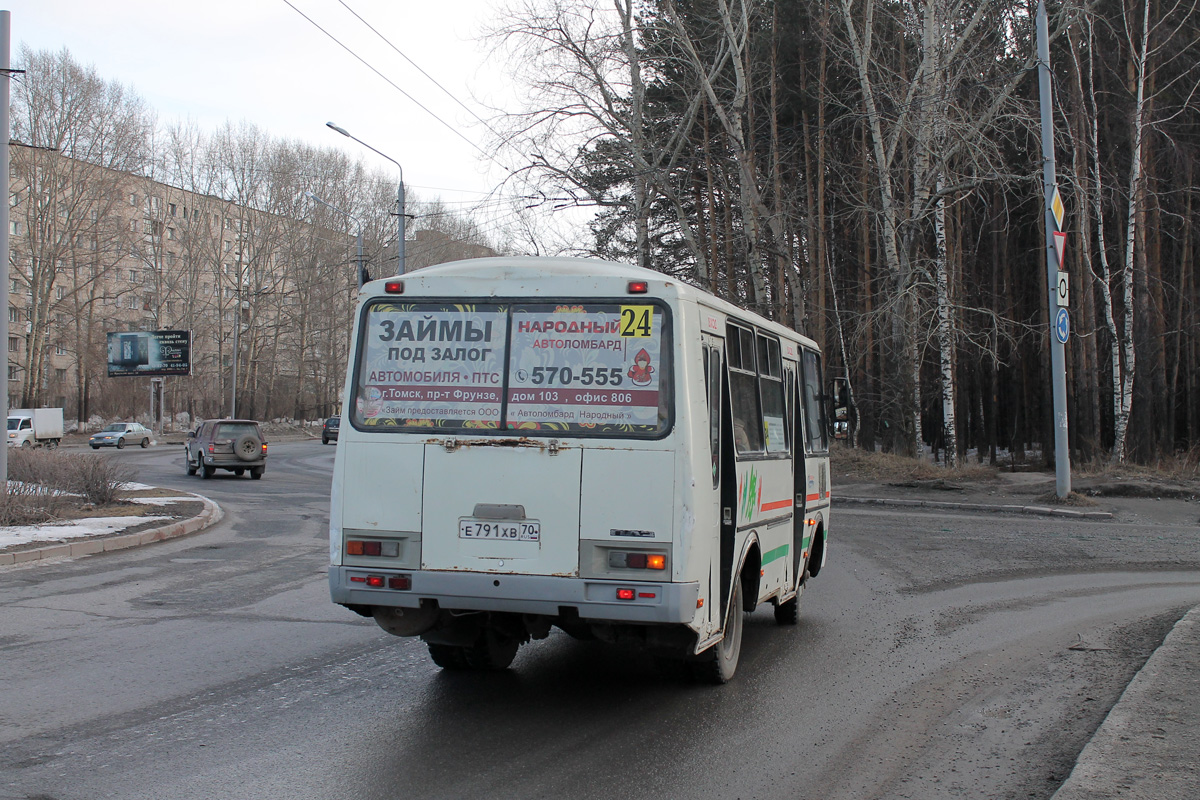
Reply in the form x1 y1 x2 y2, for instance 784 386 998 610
427 643 470 670
464 630 519 671
773 592 801 625
694 577 744 684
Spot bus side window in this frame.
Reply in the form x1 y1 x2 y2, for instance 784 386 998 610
758 334 787 454
784 367 796 456
727 323 763 454
705 346 722 487
801 349 828 453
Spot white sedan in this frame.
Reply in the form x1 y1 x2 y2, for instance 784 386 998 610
89 422 153 449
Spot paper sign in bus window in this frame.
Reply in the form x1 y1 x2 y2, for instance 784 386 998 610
620 306 654 337
508 303 664 432
357 305 508 428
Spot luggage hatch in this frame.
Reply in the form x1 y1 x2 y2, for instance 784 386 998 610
421 441 581 576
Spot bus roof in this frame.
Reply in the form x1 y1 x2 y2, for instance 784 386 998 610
371 256 820 352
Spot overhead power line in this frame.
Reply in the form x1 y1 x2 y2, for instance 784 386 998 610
336 0 508 142
279 0 497 165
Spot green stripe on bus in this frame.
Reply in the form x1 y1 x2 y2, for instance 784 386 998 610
762 544 789 566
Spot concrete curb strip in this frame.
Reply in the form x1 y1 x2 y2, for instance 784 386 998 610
836 495 1114 519
0 493 223 566
1052 606 1200 799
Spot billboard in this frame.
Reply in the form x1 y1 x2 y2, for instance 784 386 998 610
106 330 191 377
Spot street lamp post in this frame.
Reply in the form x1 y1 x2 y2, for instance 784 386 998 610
305 192 365 290
326 122 406 275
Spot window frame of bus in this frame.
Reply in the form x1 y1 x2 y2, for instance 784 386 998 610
348 297 674 440
800 348 829 454
703 344 722 488
726 322 790 460
757 332 789 455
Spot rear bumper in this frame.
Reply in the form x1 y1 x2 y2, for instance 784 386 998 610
202 453 265 468
329 566 699 625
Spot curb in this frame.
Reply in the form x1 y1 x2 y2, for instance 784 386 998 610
0 493 224 567
836 495 1114 519
1052 605 1200 799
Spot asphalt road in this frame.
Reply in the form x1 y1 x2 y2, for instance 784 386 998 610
2 442 1199 800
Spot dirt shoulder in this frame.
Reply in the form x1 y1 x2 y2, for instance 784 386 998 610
832 447 1200 527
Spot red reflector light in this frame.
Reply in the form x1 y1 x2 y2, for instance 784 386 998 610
638 592 656 599
384 280 404 294
350 576 366 583
627 280 649 294
388 575 411 590
366 575 385 588
616 588 635 601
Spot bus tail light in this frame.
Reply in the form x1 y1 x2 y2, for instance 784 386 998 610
346 540 400 557
608 551 667 570
384 280 404 294
627 280 648 294
365 575 385 588
616 588 635 600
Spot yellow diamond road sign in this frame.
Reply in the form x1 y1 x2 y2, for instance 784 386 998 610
1051 186 1065 231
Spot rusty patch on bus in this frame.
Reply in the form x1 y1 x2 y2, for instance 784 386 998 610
428 437 548 452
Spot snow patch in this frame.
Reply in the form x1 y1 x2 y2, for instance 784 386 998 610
0 516 172 549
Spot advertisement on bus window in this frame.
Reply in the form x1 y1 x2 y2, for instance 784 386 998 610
355 303 508 428
352 300 670 437
506 303 665 433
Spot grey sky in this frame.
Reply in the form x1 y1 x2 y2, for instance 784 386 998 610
4 0 518 209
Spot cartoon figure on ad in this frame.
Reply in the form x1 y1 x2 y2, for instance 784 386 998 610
627 348 655 386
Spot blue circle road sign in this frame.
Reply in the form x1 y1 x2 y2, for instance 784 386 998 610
1055 308 1070 344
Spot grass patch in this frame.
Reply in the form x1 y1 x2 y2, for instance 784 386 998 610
831 444 1000 484
2 448 139 526
1072 450 1200 486
1034 490 1099 507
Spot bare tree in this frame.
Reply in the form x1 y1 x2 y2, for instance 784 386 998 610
9 47 150 410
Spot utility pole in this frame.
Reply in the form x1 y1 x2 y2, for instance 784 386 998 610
1 11 13 487
1037 0 1071 498
230 285 239 419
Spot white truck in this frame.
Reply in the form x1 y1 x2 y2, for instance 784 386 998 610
7 408 65 448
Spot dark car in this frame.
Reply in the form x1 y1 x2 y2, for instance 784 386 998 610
185 419 267 479
322 416 340 445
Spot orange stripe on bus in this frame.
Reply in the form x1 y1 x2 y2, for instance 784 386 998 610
759 498 793 512
805 493 820 503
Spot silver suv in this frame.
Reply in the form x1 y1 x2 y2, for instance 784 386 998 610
185 419 268 479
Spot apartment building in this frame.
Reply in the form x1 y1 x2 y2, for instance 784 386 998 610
7 144 360 424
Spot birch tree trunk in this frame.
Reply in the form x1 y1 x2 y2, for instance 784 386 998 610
1111 0 1152 462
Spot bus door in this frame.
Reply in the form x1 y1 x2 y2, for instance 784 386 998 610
798 347 830 575
701 333 733 622
785 361 805 588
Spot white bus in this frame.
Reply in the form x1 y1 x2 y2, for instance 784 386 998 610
328 257 831 682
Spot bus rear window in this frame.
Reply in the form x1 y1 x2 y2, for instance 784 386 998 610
351 300 671 438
